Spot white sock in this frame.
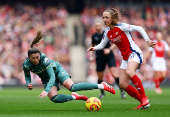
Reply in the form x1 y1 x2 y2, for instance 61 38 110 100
98 84 104 89
72 95 76 100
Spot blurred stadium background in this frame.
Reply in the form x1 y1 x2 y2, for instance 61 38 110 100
0 0 170 89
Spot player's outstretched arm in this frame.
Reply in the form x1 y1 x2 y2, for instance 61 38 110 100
38 65 56 98
44 65 56 93
125 24 156 48
123 24 153 44
23 67 32 89
87 47 96 52
87 36 109 52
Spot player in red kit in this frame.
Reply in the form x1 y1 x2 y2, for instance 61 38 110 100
90 20 126 99
143 32 170 94
87 8 156 109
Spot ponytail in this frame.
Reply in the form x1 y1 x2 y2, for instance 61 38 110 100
28 29 43 57
30 29 43 47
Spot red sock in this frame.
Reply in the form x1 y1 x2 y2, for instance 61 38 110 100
159 77 164 84
130 75 146 98
124 85 142 103
154 79 160 88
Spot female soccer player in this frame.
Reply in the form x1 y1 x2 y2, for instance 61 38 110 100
90 20 126 99
143 32 170 94
23 29 115 103
87 8 156 109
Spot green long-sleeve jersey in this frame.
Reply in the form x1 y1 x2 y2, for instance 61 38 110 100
23 52 59 93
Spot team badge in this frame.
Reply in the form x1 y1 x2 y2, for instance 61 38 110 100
44 58 50 63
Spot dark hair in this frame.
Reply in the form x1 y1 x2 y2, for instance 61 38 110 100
28 29 43 57
28 47 40 57
104 8 120 25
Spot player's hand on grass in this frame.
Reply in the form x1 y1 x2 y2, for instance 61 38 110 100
147 40 156 48
87 47 95 52
38 91 48 98
103 48 111 55
28 83 33 90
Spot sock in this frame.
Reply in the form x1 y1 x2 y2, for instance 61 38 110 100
130 75 146 98
50 94 73 103
159 77 164 84
98 80 104 94
70 83 98 92
124 85 142 103
115 78 124 93
98 80 103 84
154 79 160 88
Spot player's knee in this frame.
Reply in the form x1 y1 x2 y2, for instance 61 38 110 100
112 73 119 78
119 84 124 89
162 74 166 79
126 69 134 77
50 95 63 103
119 83 126 90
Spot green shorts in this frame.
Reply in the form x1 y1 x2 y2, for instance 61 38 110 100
44 63 71 91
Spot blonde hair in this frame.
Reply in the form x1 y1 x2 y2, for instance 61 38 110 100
30 29 43 47
104 8 120 25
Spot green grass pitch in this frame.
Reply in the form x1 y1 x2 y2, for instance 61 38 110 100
0 86 170 117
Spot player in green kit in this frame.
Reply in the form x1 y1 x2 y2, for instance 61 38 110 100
23 29 116 103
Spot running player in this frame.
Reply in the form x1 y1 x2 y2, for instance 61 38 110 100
89 20 126 99
87 8 156 109
143 31 170 94
23 29 115 103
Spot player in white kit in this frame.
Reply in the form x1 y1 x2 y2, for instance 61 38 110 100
87 8 156 109
143 32 170 94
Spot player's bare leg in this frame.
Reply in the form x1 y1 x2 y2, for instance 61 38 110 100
48 86 73 103
48 86 58 99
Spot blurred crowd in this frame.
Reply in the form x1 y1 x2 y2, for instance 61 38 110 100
1 3 170 86
0 4 70 84
81 5 170 84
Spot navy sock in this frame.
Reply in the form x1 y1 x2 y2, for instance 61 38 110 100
115 78 124 93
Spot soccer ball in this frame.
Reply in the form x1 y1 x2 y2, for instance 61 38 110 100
85 97 101 111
